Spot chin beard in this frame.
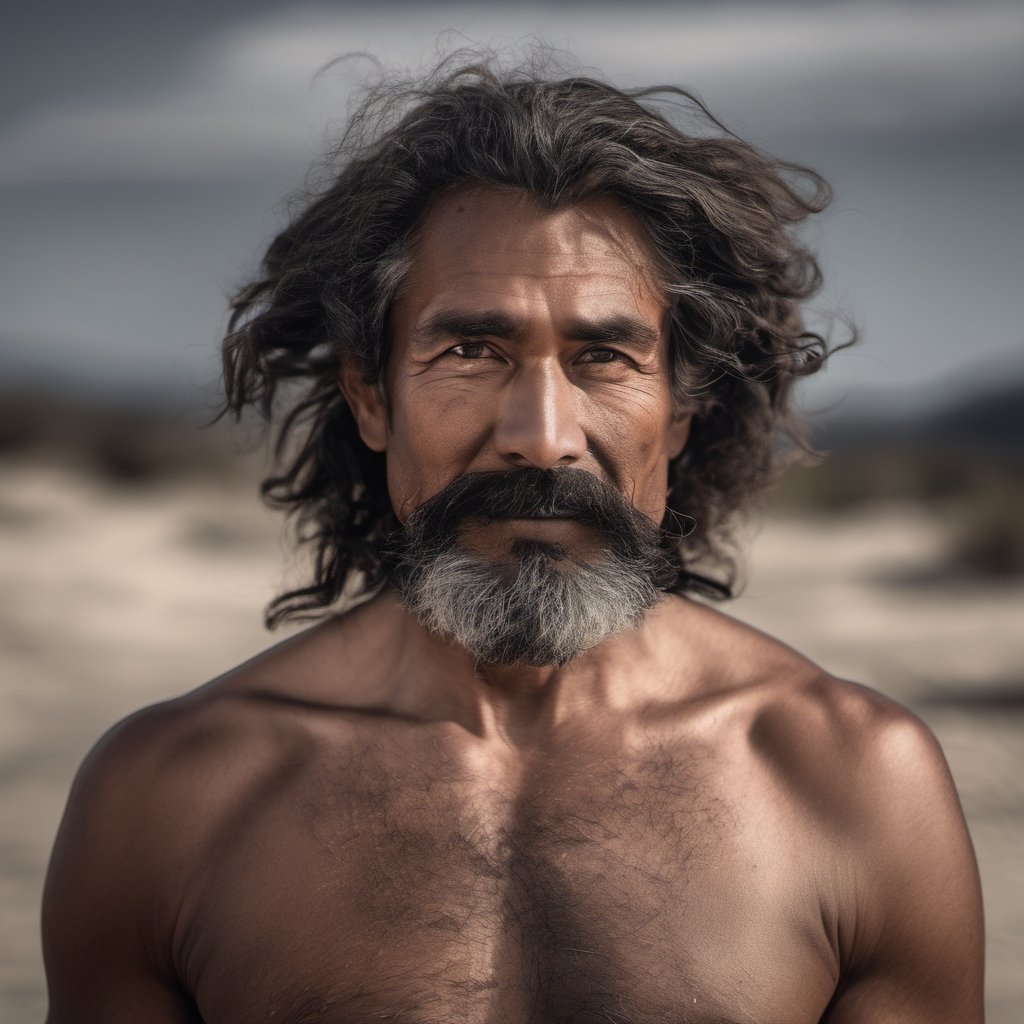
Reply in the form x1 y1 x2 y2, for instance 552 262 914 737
388 469 678 667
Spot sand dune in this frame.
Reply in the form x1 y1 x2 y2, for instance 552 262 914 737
2 462 1021 1021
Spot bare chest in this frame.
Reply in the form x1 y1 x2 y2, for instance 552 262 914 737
180 740 837 1023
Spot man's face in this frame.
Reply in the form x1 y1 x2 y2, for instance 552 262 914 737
342 186 692 663
350 186 690 537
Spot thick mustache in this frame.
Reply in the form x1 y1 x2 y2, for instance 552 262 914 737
406 468 653 540
391 468 726 600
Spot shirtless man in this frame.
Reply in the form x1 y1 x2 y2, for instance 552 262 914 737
42 61 984 1023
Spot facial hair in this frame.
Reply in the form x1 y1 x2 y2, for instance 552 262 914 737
388 468 678 667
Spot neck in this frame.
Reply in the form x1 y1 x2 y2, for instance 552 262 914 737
369 589 688 745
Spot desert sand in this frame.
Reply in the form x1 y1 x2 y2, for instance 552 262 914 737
2 461 1021 1021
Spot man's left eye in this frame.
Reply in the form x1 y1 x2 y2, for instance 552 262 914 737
581 348 623 364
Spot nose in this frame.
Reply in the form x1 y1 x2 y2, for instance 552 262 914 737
493 359 587 470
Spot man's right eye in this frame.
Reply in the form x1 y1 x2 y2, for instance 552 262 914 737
448 342 489 359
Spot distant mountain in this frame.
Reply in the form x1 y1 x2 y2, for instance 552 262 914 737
814 378 1024 466
0 389 254 483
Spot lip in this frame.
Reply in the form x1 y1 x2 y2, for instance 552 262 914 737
472 514 577 525
458 515 599 550
461 515 579 538
495 516 582 530
503 512 569 520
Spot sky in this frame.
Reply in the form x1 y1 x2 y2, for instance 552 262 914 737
2 0 1022 416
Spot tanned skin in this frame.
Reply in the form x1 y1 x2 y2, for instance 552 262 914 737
43 189 984 1023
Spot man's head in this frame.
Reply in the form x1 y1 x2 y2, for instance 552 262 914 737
222 55 838 637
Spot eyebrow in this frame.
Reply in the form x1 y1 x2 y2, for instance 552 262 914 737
562 313 661 349
415 309 521 345
413 309 662 350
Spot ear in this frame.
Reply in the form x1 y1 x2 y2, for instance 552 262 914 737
337 356 388 453
665 411 692 461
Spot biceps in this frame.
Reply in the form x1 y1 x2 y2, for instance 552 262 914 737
43 886 198 1024
42 814 195 1023
825 946 983 1024
826 804 984 1021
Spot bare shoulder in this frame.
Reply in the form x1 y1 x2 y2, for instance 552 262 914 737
45 672 295 938
673 600 983 1016
672 597 959 816
671 596 977 894
52 611 376 854
53 682 284 858
752 668 957 817
49 600 398 875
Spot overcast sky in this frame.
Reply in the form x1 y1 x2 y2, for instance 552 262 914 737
2 0 1022 415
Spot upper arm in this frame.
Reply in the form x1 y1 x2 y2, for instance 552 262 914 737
824 706 984 1023
42 709 198 1024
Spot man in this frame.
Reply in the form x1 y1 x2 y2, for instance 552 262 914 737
43 59 984 1022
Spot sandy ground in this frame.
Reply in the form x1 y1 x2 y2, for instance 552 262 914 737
1 462 1021 1022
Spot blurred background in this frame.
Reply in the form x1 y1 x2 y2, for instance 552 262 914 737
1 1 1022 1020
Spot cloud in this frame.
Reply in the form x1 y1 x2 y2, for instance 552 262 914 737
1 1 1021 186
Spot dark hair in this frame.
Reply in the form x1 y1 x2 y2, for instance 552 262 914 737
222 53 843 627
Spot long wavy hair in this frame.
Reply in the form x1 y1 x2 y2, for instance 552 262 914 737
221 54 843 627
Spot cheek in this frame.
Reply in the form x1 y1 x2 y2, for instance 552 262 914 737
585 391 678 524
632 462 673 525
588 387 674 456
384 388 492 521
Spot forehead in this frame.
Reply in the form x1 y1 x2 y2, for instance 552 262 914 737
396 186 666 318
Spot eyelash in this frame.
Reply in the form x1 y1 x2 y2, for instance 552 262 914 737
445 342 628 365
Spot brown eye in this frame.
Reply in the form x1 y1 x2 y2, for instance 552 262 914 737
582 347 622 364
449 342 489 359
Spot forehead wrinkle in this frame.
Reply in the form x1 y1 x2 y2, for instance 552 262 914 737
432 270 662 312
450 267 634 280
441 251 647 283
425 214 659 281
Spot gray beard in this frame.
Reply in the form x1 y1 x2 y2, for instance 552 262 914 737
397 541 664 667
